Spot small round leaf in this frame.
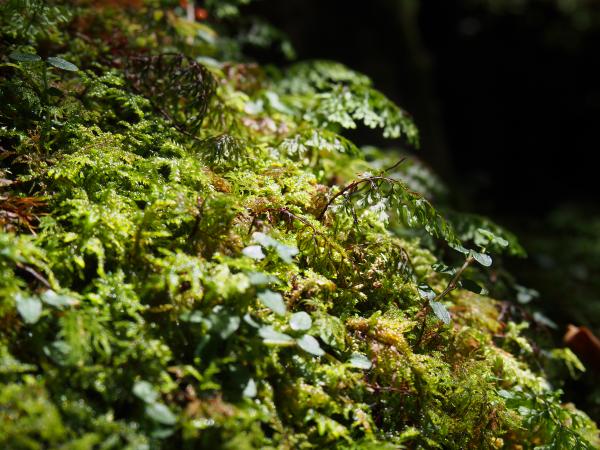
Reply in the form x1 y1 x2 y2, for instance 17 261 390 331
41 290 77 308
257 290 286 316
216 315 240 340
274 243 298 263
289 311 312 331
470 250 492 267
429 300 451 325
259 325 294 345
348 353 372 369
145 402 177 425
242 378 257 398
460 279 488 295
247 272 278 286
15 294 42 324
296 334 325 356
133 381 158 403
242 245 265 260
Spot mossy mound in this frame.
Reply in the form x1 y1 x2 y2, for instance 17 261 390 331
0 1 598 448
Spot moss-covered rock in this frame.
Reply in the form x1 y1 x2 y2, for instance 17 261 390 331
0 1 597 448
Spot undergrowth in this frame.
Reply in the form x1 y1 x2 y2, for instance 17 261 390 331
0 1 598 449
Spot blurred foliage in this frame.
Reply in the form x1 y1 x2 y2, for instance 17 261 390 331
0 0 598 448
469 0 600 26
463 0 600 50
524 207 600 333
515 206 600 423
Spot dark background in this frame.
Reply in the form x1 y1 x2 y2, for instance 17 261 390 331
246 0 600 216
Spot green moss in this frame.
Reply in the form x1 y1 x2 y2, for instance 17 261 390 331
0 1 598 448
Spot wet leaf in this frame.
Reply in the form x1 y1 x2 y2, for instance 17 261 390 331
470 250 492 267
242 245 265 260
133 381 158 403
289 311 312 331
15 294 42 324
46 56 79 71
259 326 294 345
145 402 177 425
296 334 324 356
9 51 41 62
242 378 257 398
257 290 286 316
348 353 372 369
430 300 451 325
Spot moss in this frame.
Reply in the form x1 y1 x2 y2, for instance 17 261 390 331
0 1 598 448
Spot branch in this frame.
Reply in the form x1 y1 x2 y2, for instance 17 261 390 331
415 254 474 348
16 263 51 289
433 254 474 303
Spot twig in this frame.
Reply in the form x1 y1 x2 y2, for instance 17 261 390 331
433 255 474 303
382 157 407 174
415 255 474 348
16 263 51 289
317 175 396 221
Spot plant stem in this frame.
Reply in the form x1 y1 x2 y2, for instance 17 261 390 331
317 159 409 221
415 255 474 348
40 65 50 152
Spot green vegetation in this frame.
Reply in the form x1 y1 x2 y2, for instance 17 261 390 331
0 1 598 448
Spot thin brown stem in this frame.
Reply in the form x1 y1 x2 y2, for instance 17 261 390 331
433 255 474 303
317 175 397 221
317 159 414 222
415 255 474 348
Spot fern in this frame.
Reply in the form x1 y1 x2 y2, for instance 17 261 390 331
275 60 419 145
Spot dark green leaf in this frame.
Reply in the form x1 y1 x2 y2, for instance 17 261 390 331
253 232 279 248
417 284 436 301
43 341 72 366
476 228 509 248
46 87 63 97
180 311 205 323
533 312 558 329
460 279 488 295
275 243 298 263
316 315 346 350
252 232 298 263
46 56 79 71
429 301 451 325
247 272 279 286
9 51 41 62
151 427 175 439
450 243 470 255
431 263 456 275
515 285 539 304
243 313 260 328
216 315 240 340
